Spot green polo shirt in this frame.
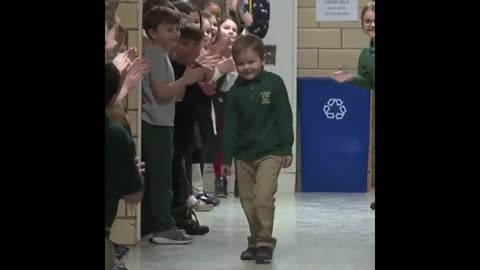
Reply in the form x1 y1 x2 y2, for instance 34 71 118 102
352 42 375 90
221 70 294 165
105 117 143 228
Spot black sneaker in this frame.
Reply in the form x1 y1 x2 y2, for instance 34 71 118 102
179 211 210 235
370 202 375 210
240 247 256 260
113 243 130 260
172 205 210 236
256 246 273 264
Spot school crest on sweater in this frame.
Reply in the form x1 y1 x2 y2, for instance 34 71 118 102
260 91 271 104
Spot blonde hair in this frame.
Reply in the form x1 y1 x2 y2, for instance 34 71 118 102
360 1 375 27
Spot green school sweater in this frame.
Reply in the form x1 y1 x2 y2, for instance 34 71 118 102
352 42 375 90
222 70 294 165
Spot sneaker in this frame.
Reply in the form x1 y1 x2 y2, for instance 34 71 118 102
140 232 153 242
196 193 221 206
114 244 130 260
150 228 194 245
113 263 128 270
193 200 213 212
240 247 257 260
177 211 210 235
255 246 273 264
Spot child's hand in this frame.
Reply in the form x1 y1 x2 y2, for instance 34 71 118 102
221 165 231 176
332 70 354 83
196 54 221 71
127 47 139 62
183 65 206 85
113 52 132 77
282 156 293 168
123 58 149 91
217 57 236 74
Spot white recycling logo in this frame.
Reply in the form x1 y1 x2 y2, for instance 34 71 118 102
323 98 347 120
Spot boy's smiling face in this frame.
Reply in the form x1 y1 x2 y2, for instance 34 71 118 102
235 48 265 81
149 23 180 50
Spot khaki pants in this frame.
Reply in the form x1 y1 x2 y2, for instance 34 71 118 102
236 155 282 248
105 238 115 270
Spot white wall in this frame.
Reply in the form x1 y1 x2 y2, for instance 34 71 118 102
263 0 298 193
202 0 298 194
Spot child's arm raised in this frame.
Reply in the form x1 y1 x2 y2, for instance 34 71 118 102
151 65 204 101
148 49 205 102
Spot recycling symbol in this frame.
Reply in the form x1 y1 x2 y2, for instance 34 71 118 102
323 98 347 120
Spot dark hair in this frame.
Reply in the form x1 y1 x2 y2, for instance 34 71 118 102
143 6 182 39
143 0 176 15
173 1 202 24
180 21 204 41
105 63 121 108
232 34 266 62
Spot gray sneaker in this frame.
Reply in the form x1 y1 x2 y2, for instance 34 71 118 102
150 228 194 245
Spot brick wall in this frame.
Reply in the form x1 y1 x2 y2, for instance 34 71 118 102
296 0 375 190
110 0 142 245
297 0 371 77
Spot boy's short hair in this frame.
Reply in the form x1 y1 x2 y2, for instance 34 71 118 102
143 6 182 39
105 63 121 108
143 0 175 15
232 34 266 62
105 0 120 30
180 21 204 42
173 1 199 15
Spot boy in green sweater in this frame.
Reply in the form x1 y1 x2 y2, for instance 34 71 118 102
220 34 294 264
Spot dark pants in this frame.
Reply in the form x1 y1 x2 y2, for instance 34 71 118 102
141 121 175 233
172 122 195 208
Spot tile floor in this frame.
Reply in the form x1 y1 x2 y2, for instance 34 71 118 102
124 193 375 270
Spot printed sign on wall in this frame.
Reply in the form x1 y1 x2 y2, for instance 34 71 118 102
316 0 358 21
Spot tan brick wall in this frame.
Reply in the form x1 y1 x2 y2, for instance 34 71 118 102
297 0 375 191
110 0 141 246
297 0 371 77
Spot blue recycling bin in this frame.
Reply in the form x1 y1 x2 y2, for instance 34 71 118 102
299 77 371 192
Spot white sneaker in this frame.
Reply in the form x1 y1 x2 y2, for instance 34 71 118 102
193 200 213 212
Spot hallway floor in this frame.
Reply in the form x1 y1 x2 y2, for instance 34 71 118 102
125 193 375 270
